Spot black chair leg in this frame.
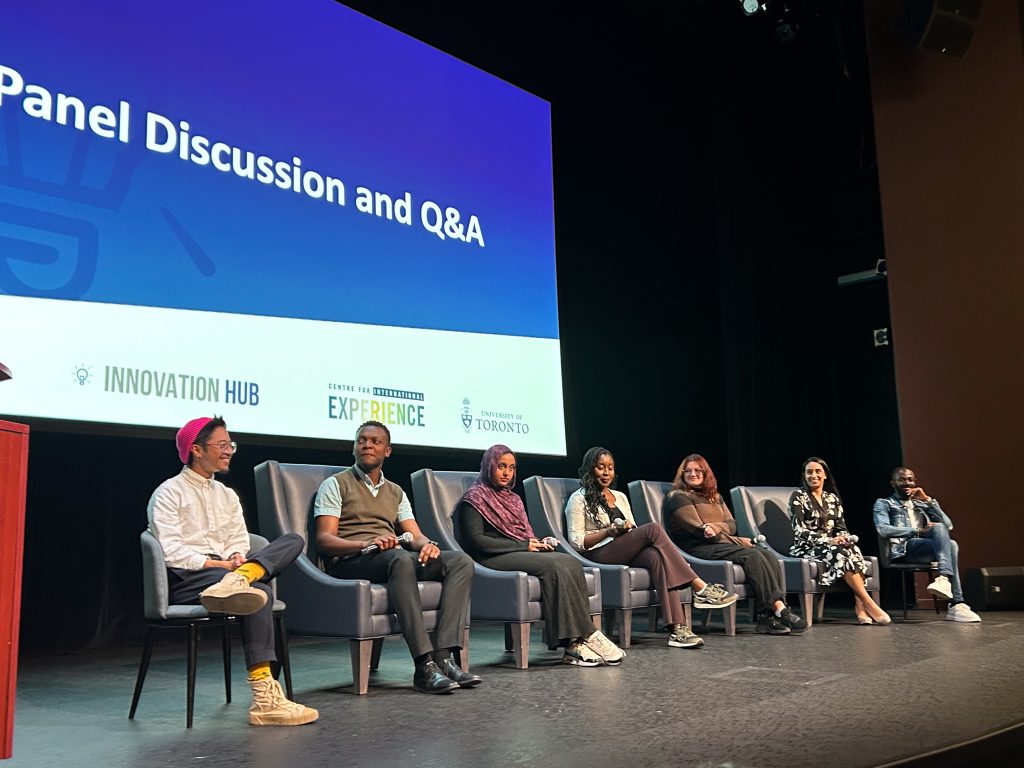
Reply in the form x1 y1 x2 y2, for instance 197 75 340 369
275 614 294 700
221 620 232 704
901 572 909 621
370 637 384 671
504 622 513 652
186 623 198 729
129 625 157 719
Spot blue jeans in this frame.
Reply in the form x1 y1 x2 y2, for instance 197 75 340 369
897 523 963 602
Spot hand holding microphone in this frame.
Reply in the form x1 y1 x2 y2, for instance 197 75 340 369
360 531 414 555
610 519 633 536
752 534 767 546
542 536 559 550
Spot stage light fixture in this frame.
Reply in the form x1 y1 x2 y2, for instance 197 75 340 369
0 362 12 382
741 0 764 15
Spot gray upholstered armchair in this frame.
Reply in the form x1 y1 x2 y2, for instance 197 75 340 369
523 475 684 646
410 468 602 668
730 486 881 625
627 480 750 635
253 461 468 694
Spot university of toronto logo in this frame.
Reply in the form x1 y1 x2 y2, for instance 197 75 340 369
461 397 473 432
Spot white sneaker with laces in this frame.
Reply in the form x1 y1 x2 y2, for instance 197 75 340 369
584 629 625 664
562 641 603 667
927 574 953 600
199 572 267 615
946 602 981 623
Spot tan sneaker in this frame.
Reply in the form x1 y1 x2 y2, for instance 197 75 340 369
248 678 319 726
584 629 625 664
199 573 267 615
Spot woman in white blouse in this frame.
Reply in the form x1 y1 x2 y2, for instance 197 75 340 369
564 446 738 648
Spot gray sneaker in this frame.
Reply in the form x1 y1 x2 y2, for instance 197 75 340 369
693 583 740 609
667 625 705 648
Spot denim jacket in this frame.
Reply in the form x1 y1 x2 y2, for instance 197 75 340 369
872 493 953 560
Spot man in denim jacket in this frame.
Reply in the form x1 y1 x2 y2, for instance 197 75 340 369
873 467 980 623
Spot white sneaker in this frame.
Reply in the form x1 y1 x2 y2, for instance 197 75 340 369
562 641 603 667
584 629 625 664
946 603 981 623
927 575 953 600
199 572 267 615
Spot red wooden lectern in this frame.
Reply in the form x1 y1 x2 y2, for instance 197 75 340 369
0 420 28 759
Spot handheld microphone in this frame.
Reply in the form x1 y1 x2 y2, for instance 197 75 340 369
360 531 414 555
753 534 767 546
542 536 559 549
613 519 627 530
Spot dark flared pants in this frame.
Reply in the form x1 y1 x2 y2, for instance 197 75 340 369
587 523 696 627
686 541 784 615
476 551 593 649
331 548 473 660
168 532 304 668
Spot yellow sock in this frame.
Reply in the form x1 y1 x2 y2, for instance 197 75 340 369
235 562 266 584
247 662 272 681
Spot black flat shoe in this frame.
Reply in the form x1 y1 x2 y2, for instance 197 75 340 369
438 658 482 688
413 661 459 694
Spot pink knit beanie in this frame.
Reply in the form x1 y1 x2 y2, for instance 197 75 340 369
176 417 214 464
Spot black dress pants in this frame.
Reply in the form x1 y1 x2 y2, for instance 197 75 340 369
167 532 304 668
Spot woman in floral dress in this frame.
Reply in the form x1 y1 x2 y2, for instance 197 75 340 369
788 457 890 625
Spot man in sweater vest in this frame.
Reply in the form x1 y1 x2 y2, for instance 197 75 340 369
313 420 480 693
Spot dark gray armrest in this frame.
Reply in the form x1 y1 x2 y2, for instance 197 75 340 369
274 556 376 636
469 563 533 621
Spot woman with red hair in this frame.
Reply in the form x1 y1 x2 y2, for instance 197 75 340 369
663 454 806 635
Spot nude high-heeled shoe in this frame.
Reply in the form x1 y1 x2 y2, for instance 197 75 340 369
854 598 873 625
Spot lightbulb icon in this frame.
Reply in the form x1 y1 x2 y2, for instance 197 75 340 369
72 364 92 386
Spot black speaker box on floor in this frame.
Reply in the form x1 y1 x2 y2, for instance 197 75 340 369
963 567 1024 610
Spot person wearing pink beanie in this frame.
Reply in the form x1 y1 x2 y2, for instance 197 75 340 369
146 416 318 726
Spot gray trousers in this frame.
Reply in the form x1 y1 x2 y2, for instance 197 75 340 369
331 548 473 660
168 532 304 668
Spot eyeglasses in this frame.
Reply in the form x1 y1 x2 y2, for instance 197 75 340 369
684 468 705 475
202 440 238 454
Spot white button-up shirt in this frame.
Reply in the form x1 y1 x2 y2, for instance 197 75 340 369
147 465 250 570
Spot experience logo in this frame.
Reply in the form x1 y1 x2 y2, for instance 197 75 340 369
327 381 426 428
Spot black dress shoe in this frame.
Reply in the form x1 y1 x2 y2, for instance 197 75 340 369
438 658 482 688
413 661 459 694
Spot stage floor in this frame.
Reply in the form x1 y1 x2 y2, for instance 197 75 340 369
7 607 1024 768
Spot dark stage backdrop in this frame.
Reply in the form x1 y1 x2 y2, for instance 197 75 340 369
865 0 1024 570
10 1 907 654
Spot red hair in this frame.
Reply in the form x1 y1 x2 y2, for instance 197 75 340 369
672 453 719 502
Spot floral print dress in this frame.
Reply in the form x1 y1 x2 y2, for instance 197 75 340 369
788 489 869 587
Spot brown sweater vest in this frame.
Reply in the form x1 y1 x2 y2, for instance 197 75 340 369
333 469 404 542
